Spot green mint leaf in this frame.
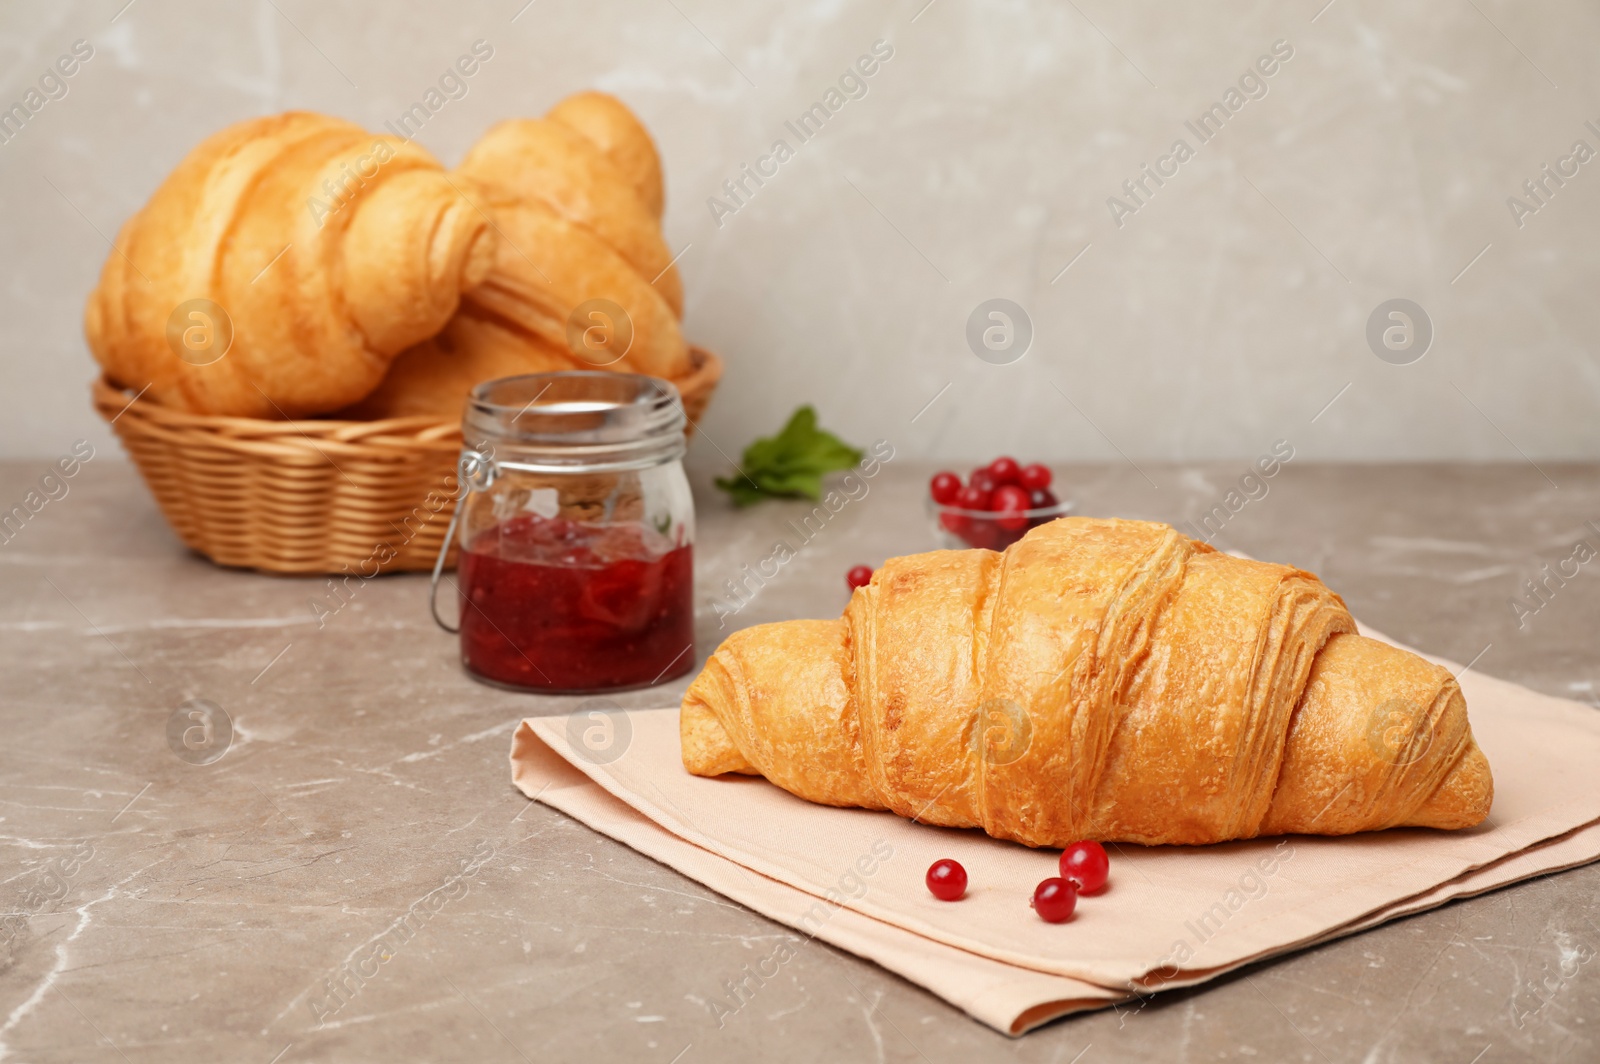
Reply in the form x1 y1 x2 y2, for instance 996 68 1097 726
714 405 864 506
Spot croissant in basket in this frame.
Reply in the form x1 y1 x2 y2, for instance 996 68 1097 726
346 92 692 420
681 517 1494 847
83 112 497 418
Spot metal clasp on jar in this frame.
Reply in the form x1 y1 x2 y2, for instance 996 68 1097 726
428 448 497 633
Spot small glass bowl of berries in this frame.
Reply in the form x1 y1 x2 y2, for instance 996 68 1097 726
927 457 1072 551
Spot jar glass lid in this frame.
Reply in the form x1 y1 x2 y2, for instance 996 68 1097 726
463 371 687 470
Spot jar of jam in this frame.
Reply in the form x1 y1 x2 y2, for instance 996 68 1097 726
430 372 695 693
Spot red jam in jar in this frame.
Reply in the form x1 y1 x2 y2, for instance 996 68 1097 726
433 371 698 694
457 514 694 691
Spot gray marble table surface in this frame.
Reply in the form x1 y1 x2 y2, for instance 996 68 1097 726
1 459 1596 1063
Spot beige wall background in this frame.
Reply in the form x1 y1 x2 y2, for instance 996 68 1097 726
2 0 1597 466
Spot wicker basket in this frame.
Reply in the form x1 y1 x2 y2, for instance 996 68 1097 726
93 347 724 575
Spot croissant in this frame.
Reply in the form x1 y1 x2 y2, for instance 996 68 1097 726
84 112 496 418
681 517 1493 846
348 93 689 421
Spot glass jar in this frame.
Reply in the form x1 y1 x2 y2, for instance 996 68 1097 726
430 372 696 693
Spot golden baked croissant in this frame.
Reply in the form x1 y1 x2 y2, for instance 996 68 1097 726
681 517 1493 846
84 112 496 418
348 92 688 420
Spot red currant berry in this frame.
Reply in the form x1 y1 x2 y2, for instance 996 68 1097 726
993 484 1029 510
1027 487 1060 510
929 471 962 504
956 484 992 512
968 470 998 496
939 510 970 536
1031 877 1078 923
988 456 1021 485
1059 841 1109 893
1019 463 1053 491
993 485 1030 532
925 859 967 901
846 565 873 590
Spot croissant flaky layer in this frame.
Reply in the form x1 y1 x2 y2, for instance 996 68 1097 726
681 517 1493 846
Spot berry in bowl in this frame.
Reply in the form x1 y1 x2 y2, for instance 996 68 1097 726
928 457 1072 551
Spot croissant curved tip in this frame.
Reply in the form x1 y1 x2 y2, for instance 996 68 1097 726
1405 732 1494 830
681 661 755 777
544 90 665 219
681 696 751 777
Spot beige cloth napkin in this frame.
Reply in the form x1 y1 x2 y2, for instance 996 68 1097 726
509 631 1600 1035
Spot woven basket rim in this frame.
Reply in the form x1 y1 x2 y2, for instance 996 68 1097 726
90 344 729 451
92 345 724 444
